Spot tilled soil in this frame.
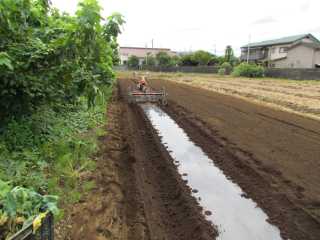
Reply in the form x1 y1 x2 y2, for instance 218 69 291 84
58 77 320 240
56 79 218 240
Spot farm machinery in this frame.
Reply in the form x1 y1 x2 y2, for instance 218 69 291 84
128 72 167 107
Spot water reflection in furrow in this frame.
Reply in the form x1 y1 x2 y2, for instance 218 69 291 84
140 103 282 240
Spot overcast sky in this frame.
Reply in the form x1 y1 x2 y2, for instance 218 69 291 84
50 0 320 57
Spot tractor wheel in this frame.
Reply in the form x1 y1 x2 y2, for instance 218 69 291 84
128 98 136 107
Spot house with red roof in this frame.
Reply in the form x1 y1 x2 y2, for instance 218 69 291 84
119 47 179 65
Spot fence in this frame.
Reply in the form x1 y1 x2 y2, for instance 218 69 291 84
140 66 320 81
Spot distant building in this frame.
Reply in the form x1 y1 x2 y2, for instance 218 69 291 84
240 33 320 68
119 47 179 65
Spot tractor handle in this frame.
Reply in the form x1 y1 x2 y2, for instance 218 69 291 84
133 72 149 78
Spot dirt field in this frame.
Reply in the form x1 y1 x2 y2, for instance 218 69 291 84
56 76 320 240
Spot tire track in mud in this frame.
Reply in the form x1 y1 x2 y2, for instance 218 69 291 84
118 77 320 240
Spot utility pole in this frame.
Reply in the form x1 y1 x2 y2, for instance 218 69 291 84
146 42 147 66
247 35 251 64
214 45 216 57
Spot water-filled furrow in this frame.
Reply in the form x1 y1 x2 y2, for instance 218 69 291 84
141 103 281 240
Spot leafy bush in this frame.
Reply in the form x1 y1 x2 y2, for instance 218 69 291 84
172 55 181 66
0 180 59 238
156 51 175 66
218 68 226 76
0 0 124 128
231 62 265 78
249 60 257 66
127 55 139 67
180 54 198 66
190 50 212 66
142 55 156 66
221 62 231 68
208 56 225 66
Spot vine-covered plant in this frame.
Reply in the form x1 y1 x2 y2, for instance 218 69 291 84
0 0 125 130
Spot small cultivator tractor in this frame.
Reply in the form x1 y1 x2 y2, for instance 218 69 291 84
128 72 167 107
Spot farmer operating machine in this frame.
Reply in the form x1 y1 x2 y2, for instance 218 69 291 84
128 72 167 107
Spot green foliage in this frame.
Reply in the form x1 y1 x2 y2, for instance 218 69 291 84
172 55 181 66
249 60 257 66
0 180 59 238
156 51 174 66
224 45 234 62
142 55 156 66
127 55 139 67
229 55 239 65
180 54 198 66
208 56 225 66
0 87 110 193
190 50 212 66
221 62 231 68
0 0 125 128
208 57 219 66
231 62 265 78
218 68 226 76
0 52 13 70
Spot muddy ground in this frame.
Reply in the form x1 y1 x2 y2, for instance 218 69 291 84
57 77 320 240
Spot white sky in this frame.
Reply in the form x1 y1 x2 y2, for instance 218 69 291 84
50 0 320 57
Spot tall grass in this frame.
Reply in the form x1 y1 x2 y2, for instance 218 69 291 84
0 84 113 210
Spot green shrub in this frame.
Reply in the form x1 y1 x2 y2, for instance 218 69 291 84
221 62 231 68
249 60 257 66
218 68 226 76
231 62 264 78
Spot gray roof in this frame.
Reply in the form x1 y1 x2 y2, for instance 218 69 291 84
301 42 320 49
241 34 318 48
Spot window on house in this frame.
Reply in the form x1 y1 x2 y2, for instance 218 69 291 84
279 47 287 53
272 48 276 53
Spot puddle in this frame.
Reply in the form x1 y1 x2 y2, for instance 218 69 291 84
141 103 282 240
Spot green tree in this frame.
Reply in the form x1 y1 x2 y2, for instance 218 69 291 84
208 57 220 66
190 50 212 66
156 51 173 66
142 55 156 66
0 0 125 127
229 55 239 65
127 55 139 67
180 54 198 66
224 45 234 62
172 55 181 66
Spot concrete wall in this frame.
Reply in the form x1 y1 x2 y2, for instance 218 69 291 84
142 66 234 75
142 66 320 80
263 68 320 80
113 65 138 71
